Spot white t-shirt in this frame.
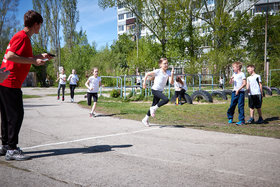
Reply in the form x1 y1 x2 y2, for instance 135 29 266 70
232 72 246 91
247 74 261 95
67 74 79 85
87 76 101 93
59 74 66 85
151 69 171 91
174 81 183 91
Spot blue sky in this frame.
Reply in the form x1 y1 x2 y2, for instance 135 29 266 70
16 0 117 50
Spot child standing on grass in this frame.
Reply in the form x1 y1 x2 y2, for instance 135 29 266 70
67 69 79 103
142 58 174 126
85 67 101 117
246 65 264 124
227 61 246 126
56 68 66 101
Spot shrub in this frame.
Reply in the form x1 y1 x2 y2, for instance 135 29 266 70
110 89 121 98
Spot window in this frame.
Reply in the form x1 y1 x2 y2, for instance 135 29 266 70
126 12 133 18
118 3 124 9
118 25 124 32
118 14 124 20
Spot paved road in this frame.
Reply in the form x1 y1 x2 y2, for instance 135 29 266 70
0 88 280 187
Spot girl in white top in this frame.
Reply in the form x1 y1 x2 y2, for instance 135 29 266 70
142 58 174 126
174 76 187 105
67 69 79 102
56 68 66 101
85 67 101 117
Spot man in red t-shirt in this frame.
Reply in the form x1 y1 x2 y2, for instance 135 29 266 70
0 10 53 161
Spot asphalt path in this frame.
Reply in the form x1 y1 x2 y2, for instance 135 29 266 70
0 88 279 187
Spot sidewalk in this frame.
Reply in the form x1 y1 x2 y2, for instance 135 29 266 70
0 87 279 187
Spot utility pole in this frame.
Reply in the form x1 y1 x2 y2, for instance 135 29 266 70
264 0 269 86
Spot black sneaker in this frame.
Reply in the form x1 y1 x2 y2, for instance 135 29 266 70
256 117 264 124
5 148 31 161
247 118 255 124
0 145 8 156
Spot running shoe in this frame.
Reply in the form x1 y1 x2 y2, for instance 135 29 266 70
256 117 264 124
62 97 64 101
0 145 8 156
5 147 31 161
247 118 255 124
228 119 233 124
236 121 245 126
150 107 156 117
57 96 60 100
142 118 150 127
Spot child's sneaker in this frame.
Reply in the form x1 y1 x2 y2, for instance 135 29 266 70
57 96 60 100
228 119 233 124
247 118 254 124
236 121 245 126
256 117 264 124
150 107 156 117
89 112 93 117
71 99 74 103
142 118 150 127
62 97 64 101
5 148 31 161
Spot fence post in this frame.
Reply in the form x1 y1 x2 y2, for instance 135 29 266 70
140 75 142 95
212 74 214 92
168 80 171 99
120 77 123 98
199 74 201 90
192 75 195 92
124 75 126 99
100 84 102 97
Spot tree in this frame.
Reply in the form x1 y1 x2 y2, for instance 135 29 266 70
99 0 172 57
0 0 19 57
61 0 79 50
110 34 136 73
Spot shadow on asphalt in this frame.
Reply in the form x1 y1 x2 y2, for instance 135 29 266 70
24 145 133 159
24 104 58 108
95 113 128 117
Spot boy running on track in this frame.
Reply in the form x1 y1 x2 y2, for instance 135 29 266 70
142 58 174 126
85 67 101 117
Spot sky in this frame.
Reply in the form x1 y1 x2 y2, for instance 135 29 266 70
16 0 118 50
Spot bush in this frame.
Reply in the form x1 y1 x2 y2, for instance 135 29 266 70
110 89 121 98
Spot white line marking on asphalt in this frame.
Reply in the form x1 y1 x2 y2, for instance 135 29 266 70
22 127 159 150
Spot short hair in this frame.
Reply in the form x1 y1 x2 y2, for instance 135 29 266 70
247 64 255 69
232 61 242 70
92 67 98 72
24 10 43 28
158 58 168 65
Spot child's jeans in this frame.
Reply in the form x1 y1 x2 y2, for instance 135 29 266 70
227 91 245 122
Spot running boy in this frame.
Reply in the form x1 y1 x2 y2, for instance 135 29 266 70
67 69 79 102
246 65 264 124
85 67 101 117
227 61 246 125
142 58 174 126
174 76 187 105
56 68 66 101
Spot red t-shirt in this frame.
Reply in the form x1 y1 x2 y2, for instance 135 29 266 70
0 30 32 88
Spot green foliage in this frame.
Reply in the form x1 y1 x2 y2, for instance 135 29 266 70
110 89 121 98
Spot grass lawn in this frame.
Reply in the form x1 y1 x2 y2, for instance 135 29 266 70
79 95 280 138
23 95 41 99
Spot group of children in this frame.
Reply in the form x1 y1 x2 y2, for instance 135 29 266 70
142 59 263 127
57 67 101 117
57 59 263 126
227 61 263 125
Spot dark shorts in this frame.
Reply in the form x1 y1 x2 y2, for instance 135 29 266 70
87 92 98 106
248 94 262 109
